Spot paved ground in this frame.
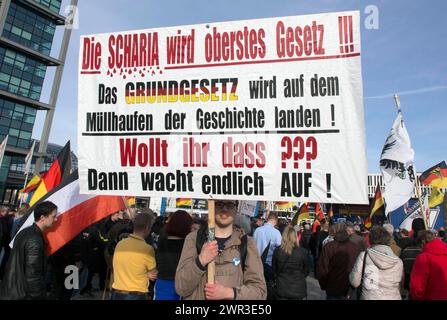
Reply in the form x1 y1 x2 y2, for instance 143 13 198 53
72 274 326 300
306 274 326 300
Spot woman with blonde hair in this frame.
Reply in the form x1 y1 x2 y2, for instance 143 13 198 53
272 226 310 300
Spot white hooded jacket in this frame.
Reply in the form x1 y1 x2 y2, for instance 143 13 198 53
350 245 403 300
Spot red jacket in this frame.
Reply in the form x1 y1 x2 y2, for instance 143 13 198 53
410 238 447 300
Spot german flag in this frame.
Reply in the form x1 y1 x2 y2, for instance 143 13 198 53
11 170 127 256
19 173 44 194
176 198 192 208
275 201 294 210
29 141 71 207
292 203 309 226
364 216 372 230
125 196 136 207
428 187 444 208
365 184 385 229
420 161 447 188
315 203 325 221
312 219 321 233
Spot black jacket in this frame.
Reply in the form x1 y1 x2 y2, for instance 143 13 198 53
0 224 47 300
155 235 185 281
0 216 12 249
300 230 312 250
317 231 329 258
309 230 329 259
0 217 3 248
272 246 310 299
79 224 104 269
396 237 415 250
400 245 423 290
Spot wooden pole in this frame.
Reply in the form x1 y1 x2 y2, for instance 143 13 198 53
207 199 215 284
393 94 428 230
121 196 134 220
415 177 429 230
393 94 401 113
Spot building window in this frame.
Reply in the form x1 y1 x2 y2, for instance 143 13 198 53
0 98 36 148
0 47 47 100
33 0 62 14
4 2 57 56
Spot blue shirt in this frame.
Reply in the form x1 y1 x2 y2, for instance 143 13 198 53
253 223 282 266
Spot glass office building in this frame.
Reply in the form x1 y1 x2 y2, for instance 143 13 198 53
0 0 67 204
3 139 77 203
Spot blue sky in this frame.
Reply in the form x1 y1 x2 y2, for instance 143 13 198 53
35 0 447 173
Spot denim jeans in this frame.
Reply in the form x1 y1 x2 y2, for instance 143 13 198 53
110 290 148 300
154 279 180 300
71 267 89 298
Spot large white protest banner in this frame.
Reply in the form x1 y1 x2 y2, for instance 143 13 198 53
78 11 368 203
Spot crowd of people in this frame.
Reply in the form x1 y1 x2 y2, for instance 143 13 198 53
0 200 446 300
267 214 447 300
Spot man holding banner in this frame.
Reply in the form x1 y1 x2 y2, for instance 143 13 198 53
78 11 368 299
175 200 266 300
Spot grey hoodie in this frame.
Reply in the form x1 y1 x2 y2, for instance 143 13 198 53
350 245 403 300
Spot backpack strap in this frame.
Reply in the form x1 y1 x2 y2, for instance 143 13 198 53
355 250 368 300
360 250 368 286
240 234 248 271
196 226 249 272
261 240 271 263
196 224 208 255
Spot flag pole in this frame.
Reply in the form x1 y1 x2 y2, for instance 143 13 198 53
207 199 215 284
415 177 429 230
19 171 30 207
393 94 402 113
20 140 36 207
121 196 134 220
393 94 428 230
